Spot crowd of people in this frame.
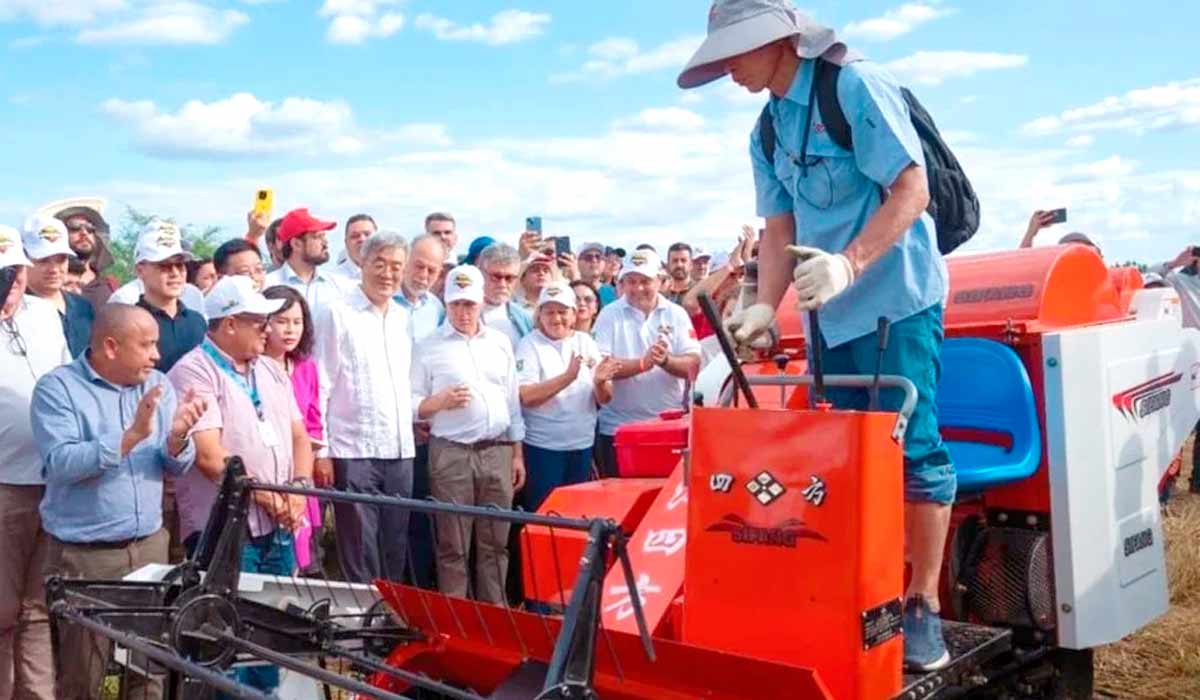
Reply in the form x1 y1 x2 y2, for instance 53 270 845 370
0 197 765 699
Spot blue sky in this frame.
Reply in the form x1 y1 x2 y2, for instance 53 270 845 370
0 0 1196 264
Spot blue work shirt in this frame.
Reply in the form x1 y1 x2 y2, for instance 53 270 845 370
136 296 206 373
395 289 445 343
597 283 618 308
61 291 94 358
751 59 948 348
31 356 195 544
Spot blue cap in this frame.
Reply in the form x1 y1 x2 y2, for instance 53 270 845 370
465 236 497 265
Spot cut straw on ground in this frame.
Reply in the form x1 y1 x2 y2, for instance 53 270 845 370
1096 436 1200 700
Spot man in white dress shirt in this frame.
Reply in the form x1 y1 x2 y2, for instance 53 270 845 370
312 231 415 583
593 249 702 477
411 265 526 603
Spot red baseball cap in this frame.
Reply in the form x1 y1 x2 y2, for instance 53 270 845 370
278 208 336 244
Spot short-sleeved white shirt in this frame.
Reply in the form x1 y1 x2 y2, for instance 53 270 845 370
593 295 701 435
515 330 602 451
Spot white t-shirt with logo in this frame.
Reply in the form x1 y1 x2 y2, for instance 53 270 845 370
515 330 603 451
593 296 701 435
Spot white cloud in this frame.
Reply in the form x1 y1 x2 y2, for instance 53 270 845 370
551 35 702 83
318 0 403 44
1021 78 1200 136
843 2 956 42
31 100 1195 268
614 107 705 132
77 2 248 45
885 50 1028 86
379 122 453 147
8 34 47 48
413 9 549 46
1066 134 1094 149
0 0 127 26
101 93 361 157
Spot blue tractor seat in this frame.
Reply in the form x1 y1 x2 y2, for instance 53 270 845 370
935 338 1042 495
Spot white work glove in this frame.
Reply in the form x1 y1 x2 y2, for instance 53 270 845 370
724 302 776 346
788 245 855 311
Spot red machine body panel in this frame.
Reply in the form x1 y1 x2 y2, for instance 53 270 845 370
521 479 662 606
684 407 905 700
614 411 688 478
373 580 834 699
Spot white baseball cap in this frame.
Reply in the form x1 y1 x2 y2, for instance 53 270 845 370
135 218 195 264
693 246 712 261
0 225 32 269
619 248 663 281
443 265 485 305
21 214 74 261
204 275 285 320
537 281 577 311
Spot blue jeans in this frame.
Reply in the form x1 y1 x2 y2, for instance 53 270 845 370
221 529 296 697
521 444 594 512
818 304 956 504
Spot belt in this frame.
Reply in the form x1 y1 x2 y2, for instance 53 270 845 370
442 437 515 451
56 530 159 550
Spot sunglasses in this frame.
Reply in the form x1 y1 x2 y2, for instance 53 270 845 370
234 314 270 331
151 260 187 273
487 272 518 284
67 222 97 235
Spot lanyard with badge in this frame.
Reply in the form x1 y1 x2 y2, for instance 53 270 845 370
201 340 281 448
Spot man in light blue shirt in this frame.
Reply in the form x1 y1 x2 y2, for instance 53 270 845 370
396 234 446 343
31 304 205 699
679 0 955 671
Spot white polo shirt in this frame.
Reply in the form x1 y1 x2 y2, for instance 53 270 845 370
515 330 603 451
1 296 70 485
594 295 701 436
411 323 525 444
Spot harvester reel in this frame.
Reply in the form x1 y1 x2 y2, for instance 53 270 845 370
170 593 242 668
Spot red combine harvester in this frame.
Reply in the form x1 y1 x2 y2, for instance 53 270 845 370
370 244 1199 699
46 244 1198 700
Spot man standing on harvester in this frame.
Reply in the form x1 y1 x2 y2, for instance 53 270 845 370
679 0 960 670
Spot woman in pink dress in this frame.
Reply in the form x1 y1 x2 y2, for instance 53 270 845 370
262 285 326 574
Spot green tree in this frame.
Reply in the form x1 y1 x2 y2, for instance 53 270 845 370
106 206 224 284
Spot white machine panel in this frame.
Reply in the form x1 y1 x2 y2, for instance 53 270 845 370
1042 318 1200 649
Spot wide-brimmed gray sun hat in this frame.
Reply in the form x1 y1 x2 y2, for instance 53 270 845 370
678 0 857 89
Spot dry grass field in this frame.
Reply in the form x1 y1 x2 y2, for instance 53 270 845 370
1096 436 1200 700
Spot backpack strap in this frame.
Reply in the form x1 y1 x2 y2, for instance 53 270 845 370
814 60 852 151
757 104 776 165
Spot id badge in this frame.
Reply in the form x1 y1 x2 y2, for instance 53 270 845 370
258 418 281 448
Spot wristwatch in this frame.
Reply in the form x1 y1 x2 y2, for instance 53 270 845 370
289 477 314 489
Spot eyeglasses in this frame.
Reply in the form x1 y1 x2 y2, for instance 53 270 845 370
151 260 187 273
67 222 97 235
3 318 27 357
487 272 518 284
576 295 597 305
579 254 604 263
234 314 270 331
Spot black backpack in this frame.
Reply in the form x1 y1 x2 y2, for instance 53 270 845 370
758 60 979 255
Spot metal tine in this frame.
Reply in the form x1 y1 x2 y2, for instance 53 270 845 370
481 506 518 656
414 503 443 640
461 506 495 646
544 512 569 612
121 645 130 700
520 522 556 651
433 506 469 640
598 612 626 683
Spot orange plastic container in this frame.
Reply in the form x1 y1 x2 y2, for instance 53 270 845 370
521 478 662 605
684 406 905 700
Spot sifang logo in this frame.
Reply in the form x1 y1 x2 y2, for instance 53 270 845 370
706 514 826 549
1112 372 1181 421
1123 528 1153 557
